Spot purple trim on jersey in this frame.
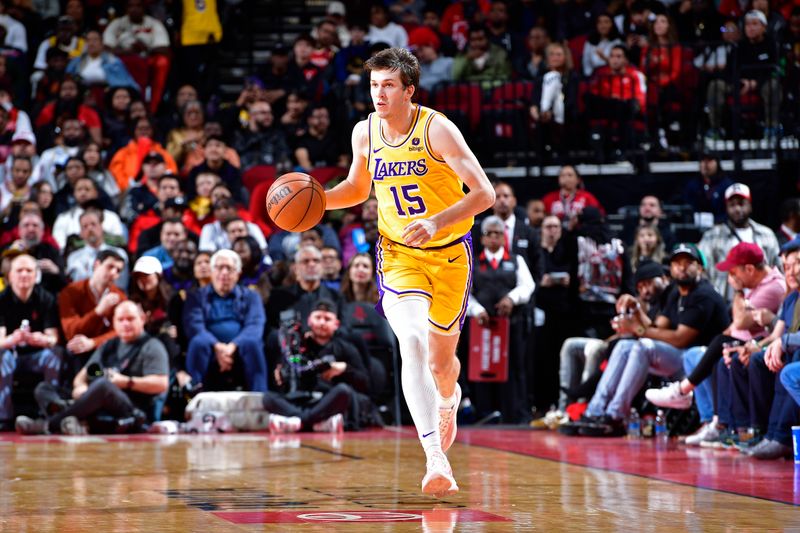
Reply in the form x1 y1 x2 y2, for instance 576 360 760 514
367 113 373 171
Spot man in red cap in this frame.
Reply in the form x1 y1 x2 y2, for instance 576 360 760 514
646 241 785 446
409 26 453 93
699 182 781 300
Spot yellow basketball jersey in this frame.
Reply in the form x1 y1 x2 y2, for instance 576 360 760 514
367 105 472 248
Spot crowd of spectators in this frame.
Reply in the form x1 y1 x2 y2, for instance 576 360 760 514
0 0 797 464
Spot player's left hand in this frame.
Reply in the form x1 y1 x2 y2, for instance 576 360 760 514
402 218 438 247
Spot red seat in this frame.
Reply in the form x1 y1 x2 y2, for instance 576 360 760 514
309 166 347 186
567 35 588 74
248 179 279 237
490 80 535 105
432 82 483 132
242 165 277 193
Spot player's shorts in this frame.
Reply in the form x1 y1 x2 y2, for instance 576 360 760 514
375 233 473 335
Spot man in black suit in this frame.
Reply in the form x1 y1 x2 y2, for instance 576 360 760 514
491 181 542 282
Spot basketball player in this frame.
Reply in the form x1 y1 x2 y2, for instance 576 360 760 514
325 48 495 496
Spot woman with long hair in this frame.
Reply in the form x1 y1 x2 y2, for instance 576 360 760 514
103 86 135 154
165 100 205 171
79 141 120 202
640 13 684 148
530 43 579 159
340 252 379 304
233 235 272 303
583 13 623 77
30 181 57 228
629 225 666 271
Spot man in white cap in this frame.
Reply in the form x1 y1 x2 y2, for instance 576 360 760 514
705 10 781 140
699 182 780 300
325 1 351 47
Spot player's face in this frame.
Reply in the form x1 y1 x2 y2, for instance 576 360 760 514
370 69 414 119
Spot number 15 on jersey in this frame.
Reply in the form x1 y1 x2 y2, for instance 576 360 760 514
389 184 428 217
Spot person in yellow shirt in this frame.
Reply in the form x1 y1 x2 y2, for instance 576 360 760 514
324 47 494 497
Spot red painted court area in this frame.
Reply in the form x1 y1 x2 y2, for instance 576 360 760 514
456 429 800 507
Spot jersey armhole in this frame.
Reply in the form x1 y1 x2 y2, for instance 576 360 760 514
366 114 373 172
423 111 446 163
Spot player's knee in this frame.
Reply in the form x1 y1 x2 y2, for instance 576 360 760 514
399 330 427 359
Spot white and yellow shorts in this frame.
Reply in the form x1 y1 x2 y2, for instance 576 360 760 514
375 233 473 335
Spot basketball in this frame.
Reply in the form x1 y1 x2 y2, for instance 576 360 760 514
265 172 326 232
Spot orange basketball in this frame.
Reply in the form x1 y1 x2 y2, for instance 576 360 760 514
265 172 327 232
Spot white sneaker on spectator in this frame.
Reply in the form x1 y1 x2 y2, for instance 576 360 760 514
439 383 461 452
685 419 719 446
268 414 301 435
646 381 693 410
421 450 459 497
60 416 87 435
15 416 48 435
312 413 344 433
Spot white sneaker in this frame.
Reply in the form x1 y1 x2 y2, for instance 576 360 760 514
312 413 344 433
685 420 719 446
645 381 693 410
268 414 302 434
438 383 461 452
421 450 459 497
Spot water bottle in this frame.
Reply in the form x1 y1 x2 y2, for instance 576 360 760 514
655 409 668 443
19 319 30 348
627 408 641 439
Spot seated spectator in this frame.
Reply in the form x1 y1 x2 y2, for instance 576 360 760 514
128 256 179 364
254 49 293 120
186 135 243 202
699 183 781 300
16 301 169 435
53 157 116 214
166 100 205 171
294 106 348 172
103 86 135 155
342 252 381 305
52 178 125 250
320 246 342 292
109 117 178 194
180 121 241 177
440 0 490 52
325 1 351 47
0 254 61 431
629 225 666 272
187 171 220 227
514 26 550 81
639 14 684 147
266 245 343 331
530 43 579 156
233 235 271 302
333 20 370 90
31 15 85 98
587 44 646 159
264 298 369 433
31 116 85 188
541 165 603 224
706 11 782 139
32 47 69 113
141 218 187 269
199 196 266 252
561 244 729 437
310 19 340 70
682 152 733 225
410 26 454 93
103 0 171 114
232 99 291 172
367 4 408 48
183 249 267 392
34 76 102 149
338 196 378 267
646 242 786 444
620 195 674 248
453 25 511 87
279 90 310 147
66 208 129 289
289 35 324 102
0 0 27 55
120 153 172 226
66 30 138 91
583 13 623 78
80 141 119 203
163 238 199 292
30 184 57 229
526 198 546 236
552 260 668 416
2 131 38 186
5 212 66 294
0 155 33 217
59 249 127 357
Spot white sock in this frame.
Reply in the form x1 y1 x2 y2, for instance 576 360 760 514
439 391 457 410
383 293 442 457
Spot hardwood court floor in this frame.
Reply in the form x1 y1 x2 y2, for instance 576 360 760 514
1 427 798 532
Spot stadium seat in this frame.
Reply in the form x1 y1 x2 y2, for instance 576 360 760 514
242 165 277 193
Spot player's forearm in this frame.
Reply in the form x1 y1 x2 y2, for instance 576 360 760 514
430 188 494 231
325 179 371 210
